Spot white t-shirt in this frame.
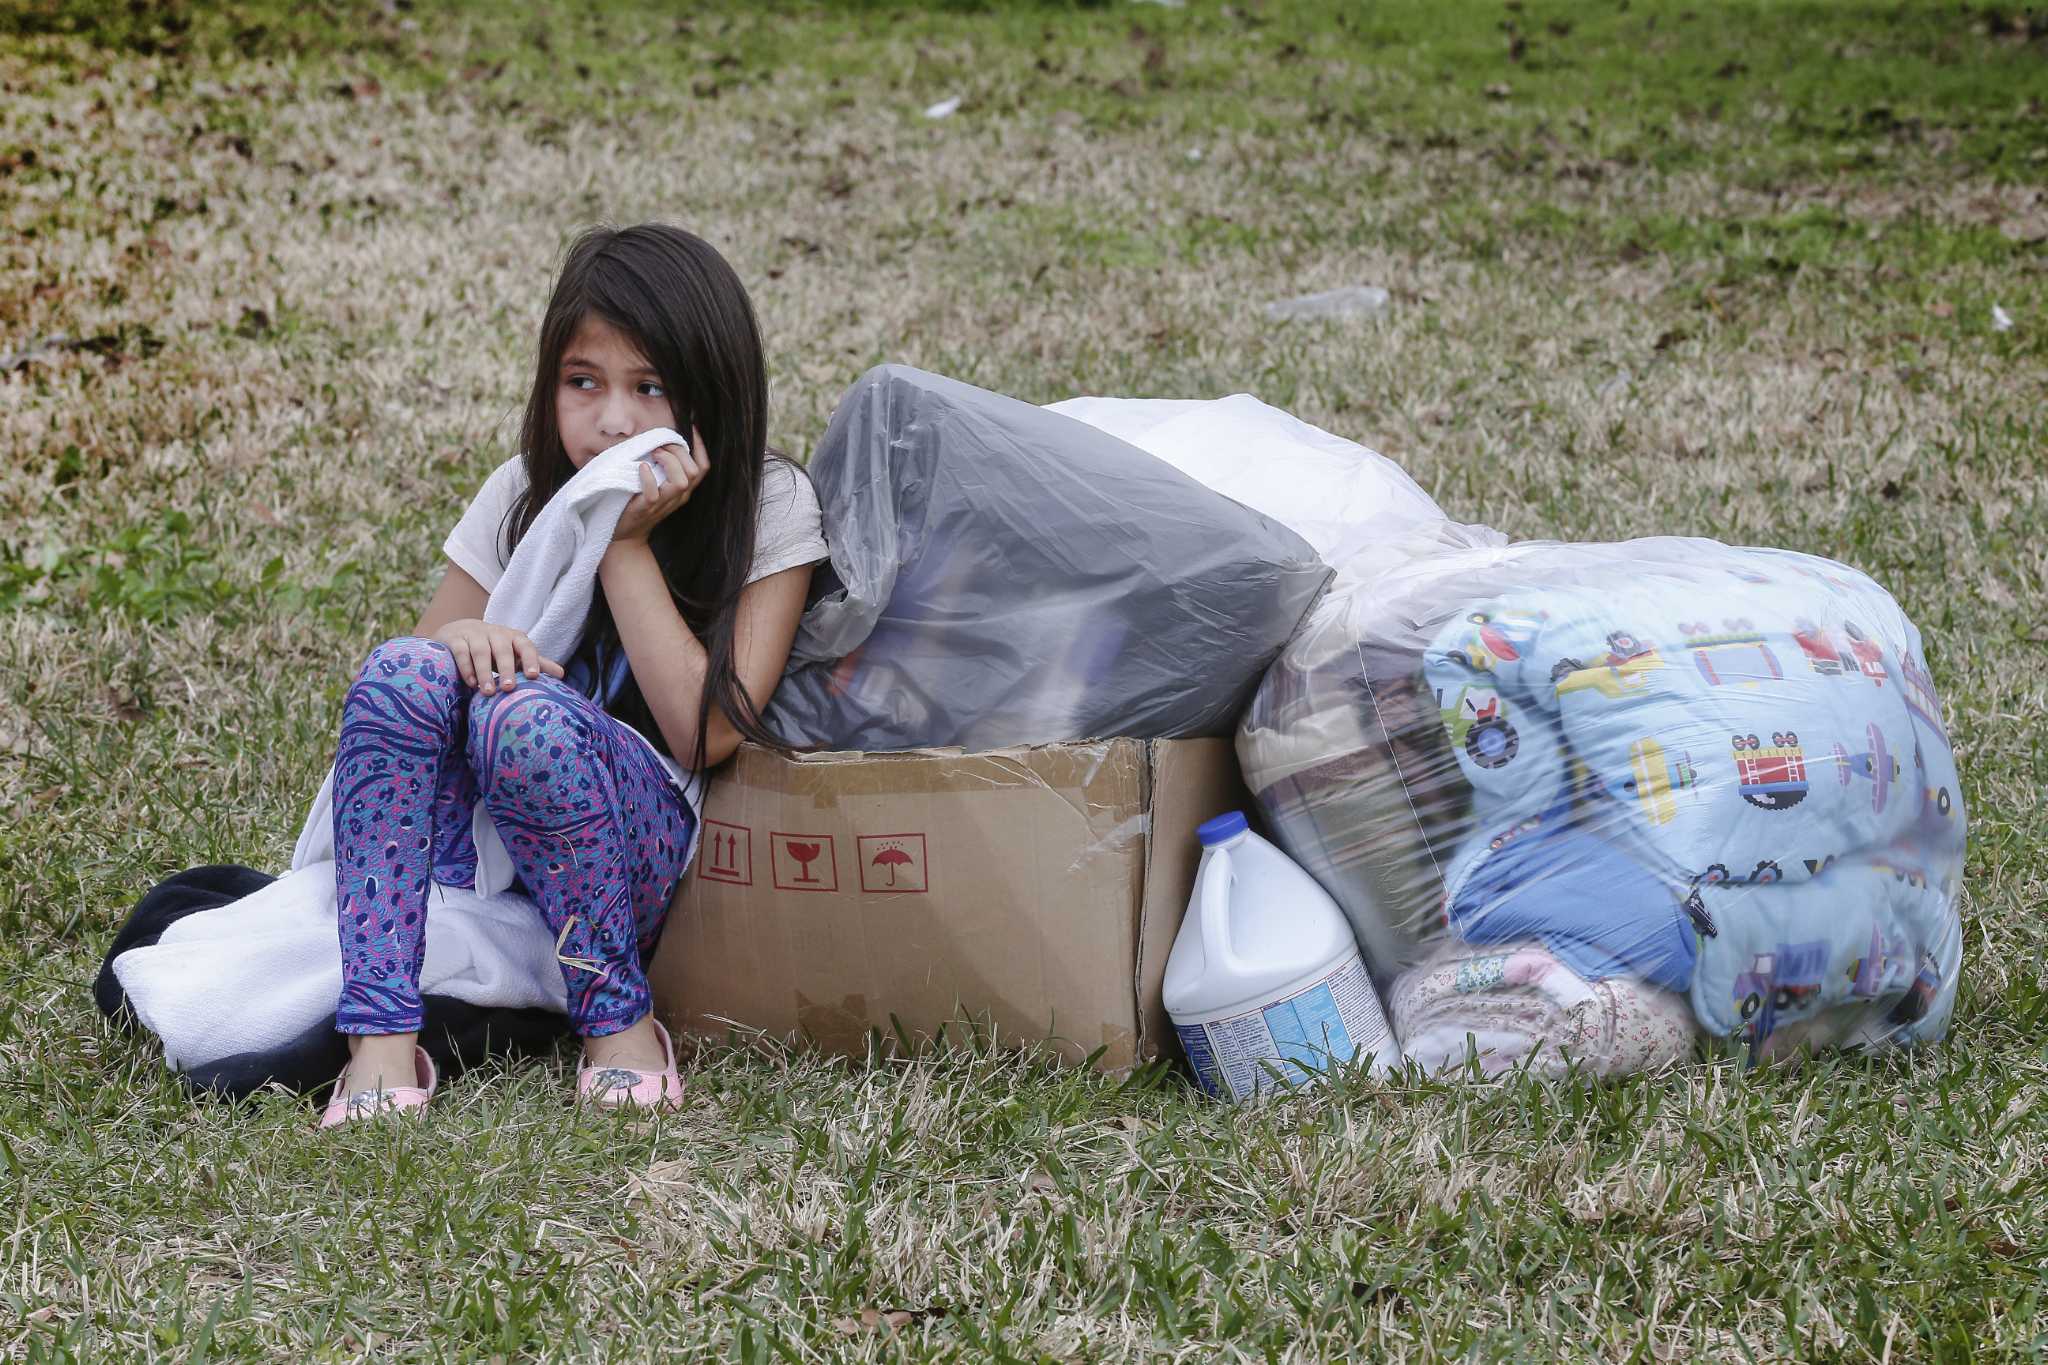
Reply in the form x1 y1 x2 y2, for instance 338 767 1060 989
440 454 829 785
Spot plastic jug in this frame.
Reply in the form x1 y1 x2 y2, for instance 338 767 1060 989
1164 811 1401 1100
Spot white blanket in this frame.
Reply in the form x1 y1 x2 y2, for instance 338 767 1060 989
116 429 701 1070
1045 393 1456 581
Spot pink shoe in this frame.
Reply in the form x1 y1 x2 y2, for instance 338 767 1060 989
577 1018 683 1111
318 1046 438 1129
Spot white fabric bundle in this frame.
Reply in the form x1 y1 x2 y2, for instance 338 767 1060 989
1045 393 1459 581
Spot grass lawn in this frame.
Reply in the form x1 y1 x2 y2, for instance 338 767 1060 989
3 0 2045 1358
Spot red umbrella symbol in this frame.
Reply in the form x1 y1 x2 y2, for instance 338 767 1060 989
872 846 913 887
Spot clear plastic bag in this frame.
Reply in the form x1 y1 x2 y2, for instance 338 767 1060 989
1239 532 1965 1073
765 366 1335 751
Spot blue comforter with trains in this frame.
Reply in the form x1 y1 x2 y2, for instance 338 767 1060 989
1419 544 1965 1059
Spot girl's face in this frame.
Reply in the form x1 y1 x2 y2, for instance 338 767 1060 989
555 315 678 468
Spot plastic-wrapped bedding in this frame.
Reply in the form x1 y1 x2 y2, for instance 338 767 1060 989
765 365 1335 751
1239 533 1966 1068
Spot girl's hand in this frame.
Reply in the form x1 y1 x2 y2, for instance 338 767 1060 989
431 620 565 696
612 427 709 545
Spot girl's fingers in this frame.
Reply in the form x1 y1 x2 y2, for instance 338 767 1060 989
472 634 496 693
538 655 567 679
515 633 541 680
488 629 521 691
647 448 676 495
448 636 478 688
678 433 707 486
658 444 692 494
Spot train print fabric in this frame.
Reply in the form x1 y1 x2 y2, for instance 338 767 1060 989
1239 533 1965 1074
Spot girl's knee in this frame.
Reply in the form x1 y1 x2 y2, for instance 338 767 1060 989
357 636 458 688
468 679 585 789
343 637 465 734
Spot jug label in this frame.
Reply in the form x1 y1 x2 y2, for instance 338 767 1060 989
1179 954 1391 1100
1176 1022 1225 1098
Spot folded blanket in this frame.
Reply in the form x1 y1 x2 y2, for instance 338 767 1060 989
1390 938 1699 1078
107 429 701 1087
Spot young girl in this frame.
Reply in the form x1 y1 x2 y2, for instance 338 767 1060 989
322 223 826 1125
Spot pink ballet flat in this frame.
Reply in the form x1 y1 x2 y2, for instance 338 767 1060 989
317 1046 438 1129
577 1019 683 1111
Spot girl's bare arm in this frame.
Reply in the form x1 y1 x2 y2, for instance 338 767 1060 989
598 542 812 768
413 562 491 637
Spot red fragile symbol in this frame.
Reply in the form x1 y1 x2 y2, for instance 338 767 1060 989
787 841 824 883
871 846 913 886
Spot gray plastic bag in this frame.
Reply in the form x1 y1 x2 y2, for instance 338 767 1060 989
765 365 1334 752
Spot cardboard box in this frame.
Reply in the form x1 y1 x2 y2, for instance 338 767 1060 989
648 738 1251 1069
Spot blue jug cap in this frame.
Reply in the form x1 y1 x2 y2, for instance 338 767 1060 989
1197 811 1249 846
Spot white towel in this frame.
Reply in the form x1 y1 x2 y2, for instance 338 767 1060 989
117 429 698 1071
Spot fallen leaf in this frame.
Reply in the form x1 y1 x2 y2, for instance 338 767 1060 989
1929 300 1954 319
2000 215 2047 243
1484 82 1513 100
105 685 148 723
834 1308 917 1335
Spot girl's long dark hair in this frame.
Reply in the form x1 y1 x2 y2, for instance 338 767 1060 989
503 223 801 772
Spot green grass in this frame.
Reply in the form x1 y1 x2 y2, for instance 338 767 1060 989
4 0 2047 1359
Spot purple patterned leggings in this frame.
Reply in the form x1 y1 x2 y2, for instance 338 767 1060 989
332 637 693 1038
